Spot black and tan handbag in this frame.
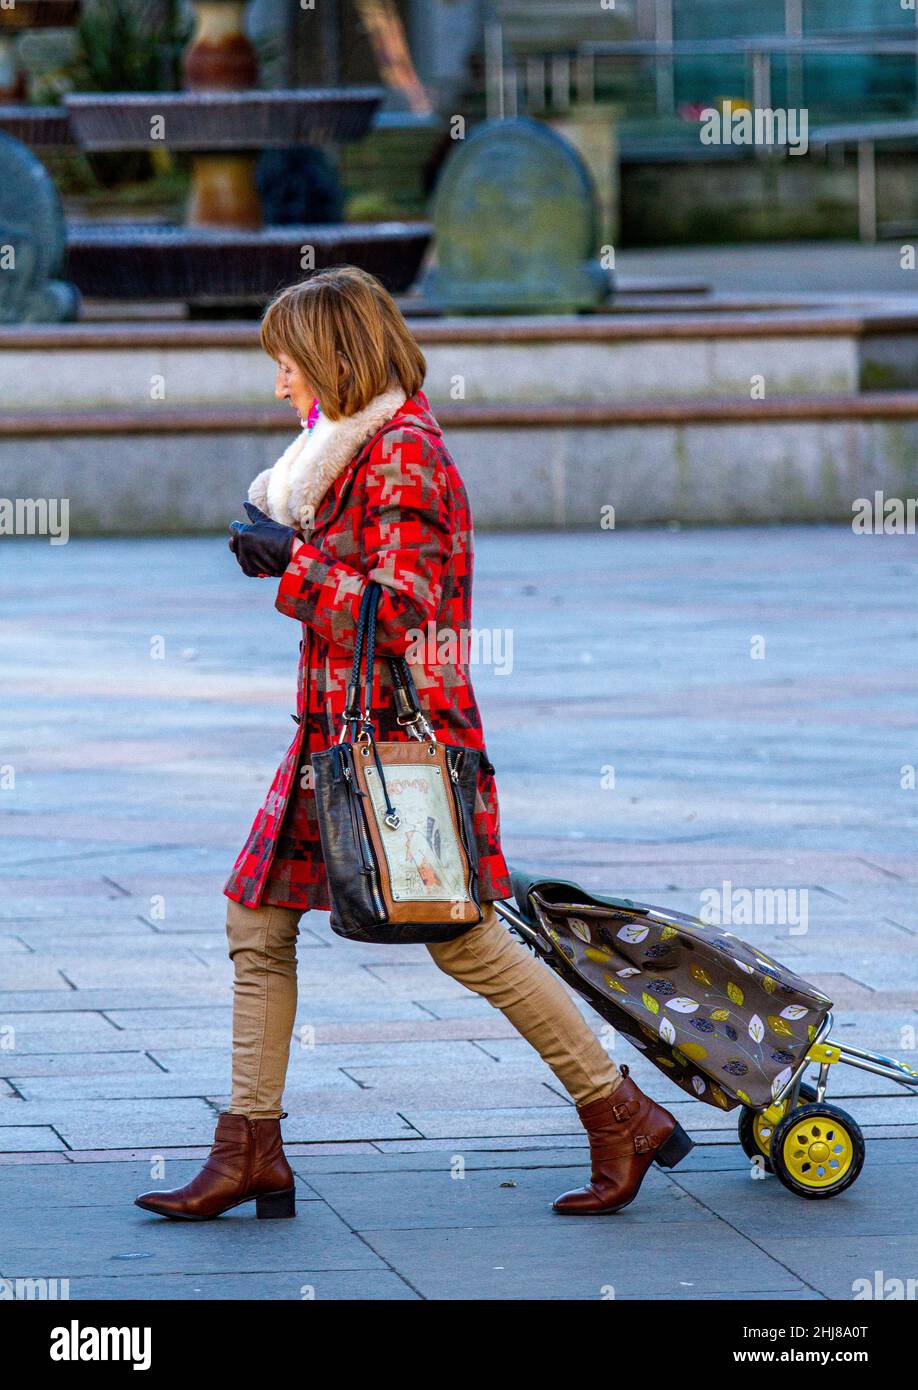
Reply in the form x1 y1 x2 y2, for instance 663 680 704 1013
311 581 484 944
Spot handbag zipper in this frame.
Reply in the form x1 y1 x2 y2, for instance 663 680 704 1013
340 751 386 920
445 747 479 906
341 756 373 873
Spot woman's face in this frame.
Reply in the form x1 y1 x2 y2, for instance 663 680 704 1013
273 351 315 422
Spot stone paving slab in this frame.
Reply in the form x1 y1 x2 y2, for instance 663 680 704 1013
0 1098 218 1150
25 1141 381 1164
357 1220 810 1301
0 1150 70 1166
291 1040 505 1071
411 995 504 1019
44 1271 419 1300
0 988 234 1014
357 964 473 998
99 998 442 1029
292 1145 638 1177
395 1105 590 1140
614 1288 827 1301
0 1198 382 1279
371 1133 617 1154
9 1073 247 1103
156 1017 523 1048
0 1160 323 1207
2 851 232 884
298 1162 709 1231
0 960 72 991
24 1027 236 1055
277 1075 569 1112
671 1159 918 1240
0 1126 67 1153
747 1235 918 1302
335 1059 562 1091
0 1012 127 1052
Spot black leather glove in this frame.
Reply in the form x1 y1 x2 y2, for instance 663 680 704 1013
229 502 296 577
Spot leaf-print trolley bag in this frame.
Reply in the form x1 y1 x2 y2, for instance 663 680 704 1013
311 581 484 945
513 876 833 1111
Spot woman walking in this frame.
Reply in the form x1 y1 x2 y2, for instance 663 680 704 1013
135 267 686 1222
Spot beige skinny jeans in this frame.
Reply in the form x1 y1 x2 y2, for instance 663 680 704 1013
225 898 622 1119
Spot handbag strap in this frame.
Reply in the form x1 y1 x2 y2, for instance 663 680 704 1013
339 582 401 828
341 581 375 744
340 581 434 744
389 653 434 738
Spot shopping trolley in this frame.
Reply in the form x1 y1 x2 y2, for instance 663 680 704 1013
494 870 918 1199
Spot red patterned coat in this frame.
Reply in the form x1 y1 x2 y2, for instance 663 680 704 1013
223 390 512 912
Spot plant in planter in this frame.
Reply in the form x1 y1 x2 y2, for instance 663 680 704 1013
67 0 191 187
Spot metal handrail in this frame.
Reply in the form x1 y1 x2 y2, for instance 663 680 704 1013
823 1037 918 1087
493 897 552 955
582 37 918 58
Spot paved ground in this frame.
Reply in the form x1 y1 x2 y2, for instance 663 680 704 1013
619 240 918 298
2 525 917 1300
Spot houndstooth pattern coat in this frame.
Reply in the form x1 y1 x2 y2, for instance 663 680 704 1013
223 390 512 913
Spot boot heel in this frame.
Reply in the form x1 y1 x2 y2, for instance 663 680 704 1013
256 1187 296 1219
655 1123 694 1169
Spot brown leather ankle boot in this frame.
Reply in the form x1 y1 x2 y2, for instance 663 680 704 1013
553 1065 693 1214
135 1112 296 1220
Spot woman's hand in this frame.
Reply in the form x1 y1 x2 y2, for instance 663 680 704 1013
228 503 296 577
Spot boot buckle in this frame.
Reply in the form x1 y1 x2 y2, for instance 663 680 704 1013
612 1101 634 1122
634 1134 653 1154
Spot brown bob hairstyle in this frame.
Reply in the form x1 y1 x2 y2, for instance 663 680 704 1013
260 266 426 421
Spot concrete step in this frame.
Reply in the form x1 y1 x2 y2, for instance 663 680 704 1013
417 309 918 401
3 308 918 414
3 393 917 531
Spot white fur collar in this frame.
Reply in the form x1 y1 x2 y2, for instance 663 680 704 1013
248 386 407 538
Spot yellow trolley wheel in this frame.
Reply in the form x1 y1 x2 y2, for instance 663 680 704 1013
770 1103 865 1199
737 1082 818 1173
